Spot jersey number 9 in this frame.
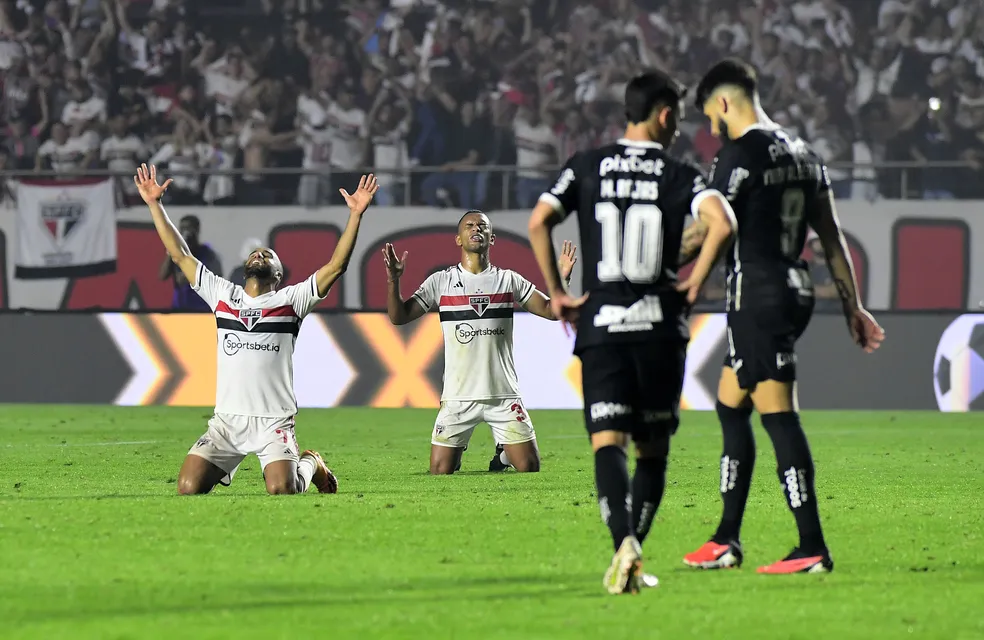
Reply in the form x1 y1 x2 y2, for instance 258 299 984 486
595 202 664 284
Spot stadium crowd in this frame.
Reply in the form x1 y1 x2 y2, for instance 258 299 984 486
2 0 984 207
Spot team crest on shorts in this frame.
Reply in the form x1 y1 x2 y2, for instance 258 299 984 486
238 308 262 330
469 295 491 316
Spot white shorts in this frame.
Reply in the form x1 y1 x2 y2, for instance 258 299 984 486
188 413 299 486
432 398 536 449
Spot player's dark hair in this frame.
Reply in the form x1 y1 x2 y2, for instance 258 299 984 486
624 70 687 124
695 59 759 109
458 209 487 229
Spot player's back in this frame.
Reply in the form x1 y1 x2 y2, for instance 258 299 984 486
554 138 708 349
711 125 828 310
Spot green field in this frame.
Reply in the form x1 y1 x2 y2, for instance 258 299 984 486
0 406 981 639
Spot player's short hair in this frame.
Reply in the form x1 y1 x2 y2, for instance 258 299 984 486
695 59 759 109
458 209 488 229
623 70 687 124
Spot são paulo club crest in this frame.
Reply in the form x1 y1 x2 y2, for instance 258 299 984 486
469 295 491 316
40 195 86 247
238 308 262 330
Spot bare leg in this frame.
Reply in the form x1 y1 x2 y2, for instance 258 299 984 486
177 454 229 495
430 445 464 475
502 440 541 472
263 460 303 495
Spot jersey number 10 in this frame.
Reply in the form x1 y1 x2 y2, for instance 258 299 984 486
595 202 664 284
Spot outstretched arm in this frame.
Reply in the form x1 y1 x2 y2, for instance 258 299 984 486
382 243 428 325
313 174 379 298
134 164 199 286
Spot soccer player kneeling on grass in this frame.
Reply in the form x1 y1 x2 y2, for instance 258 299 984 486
382 210 577 475
134 163 379 495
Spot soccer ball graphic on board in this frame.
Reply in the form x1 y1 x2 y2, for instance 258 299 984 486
934 314 984 412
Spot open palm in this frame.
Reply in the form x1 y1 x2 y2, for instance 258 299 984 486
133 164 172 204
340 174 379 215
558 240 578 281
382 243 407 280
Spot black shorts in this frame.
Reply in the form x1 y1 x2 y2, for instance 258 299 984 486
724 301 814 389
578 340 687 441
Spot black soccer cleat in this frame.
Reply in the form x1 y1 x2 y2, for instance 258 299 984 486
489 444 509 472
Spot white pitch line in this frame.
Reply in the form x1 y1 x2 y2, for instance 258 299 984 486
5 440 161 448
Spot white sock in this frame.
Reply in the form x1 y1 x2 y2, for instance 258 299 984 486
499 450 512 467
297 456 317 492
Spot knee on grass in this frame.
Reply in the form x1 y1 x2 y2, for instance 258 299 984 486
177 475 210 496
508 452 540 473
265 479 301 495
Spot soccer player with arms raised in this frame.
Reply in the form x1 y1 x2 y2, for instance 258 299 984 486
528 70 737 594
382 210 577 475
134 164 379 496
681 60 884 574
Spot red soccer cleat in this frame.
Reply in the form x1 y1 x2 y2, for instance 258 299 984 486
683 540 743 569
301 450 338 494
757 548 833 574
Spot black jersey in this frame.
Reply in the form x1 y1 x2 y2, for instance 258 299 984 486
540 138 714 351
707 124 831 311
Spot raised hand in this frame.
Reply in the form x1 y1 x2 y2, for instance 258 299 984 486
382 243 408 281
848 307 885 353
558 240 578 282
339 174 379 216
133 164 172 204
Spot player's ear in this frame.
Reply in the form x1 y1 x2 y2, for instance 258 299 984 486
489 233 495 245
454 233 463 247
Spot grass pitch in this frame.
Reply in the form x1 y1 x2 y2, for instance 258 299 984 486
0 406 981 640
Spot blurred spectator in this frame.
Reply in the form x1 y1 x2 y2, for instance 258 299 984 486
36 121 95 172
0 0 982 202
159 214 222 312
420 100 486 209
513 104 556 208
101 114 145 203
5 118 39 170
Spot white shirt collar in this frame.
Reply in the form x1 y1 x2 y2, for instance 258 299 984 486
618 138 664 149
736 121 781 138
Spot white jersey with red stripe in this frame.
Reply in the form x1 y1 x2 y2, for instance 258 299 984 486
191 262 327 417
411 264 538 401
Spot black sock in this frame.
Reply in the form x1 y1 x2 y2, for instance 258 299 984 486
594 445 632 552
761 412 827 554
712 402 756 544
631 456 667 545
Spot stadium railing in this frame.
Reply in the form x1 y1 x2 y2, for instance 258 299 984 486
2 161 978 206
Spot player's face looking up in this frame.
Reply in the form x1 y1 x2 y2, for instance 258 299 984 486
455 212 494 254
244 248 283 284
